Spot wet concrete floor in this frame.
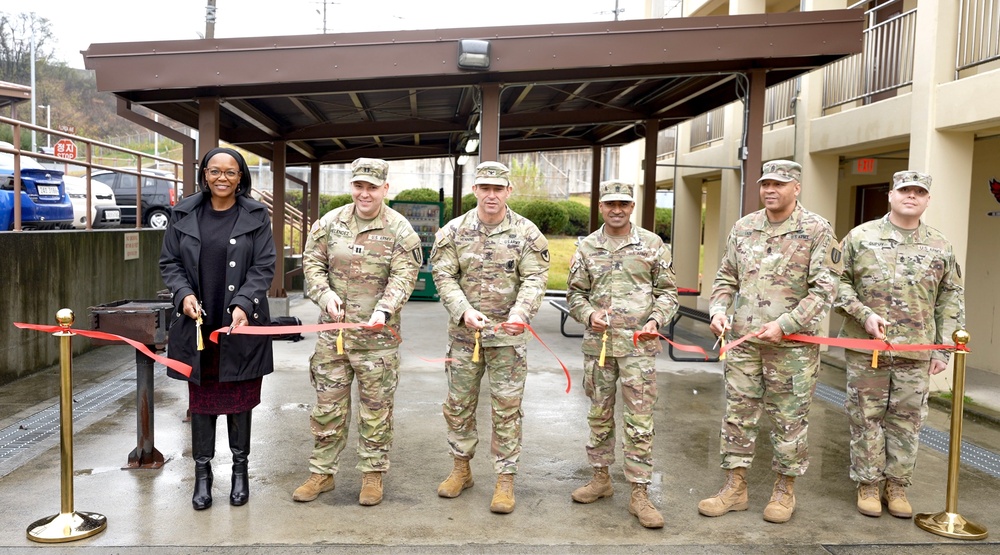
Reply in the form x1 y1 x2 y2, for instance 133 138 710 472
0 296 997 553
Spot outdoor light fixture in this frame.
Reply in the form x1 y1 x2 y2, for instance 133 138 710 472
458 39 491 70
464 138 480 154
457 155 470 166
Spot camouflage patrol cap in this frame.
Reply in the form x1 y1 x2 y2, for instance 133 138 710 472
892 170 931 191
474 161 511 187
599 180 635 202
757 160 802 183
351 157 389 186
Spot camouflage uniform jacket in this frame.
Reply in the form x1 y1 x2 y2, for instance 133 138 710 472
430 208 549 347
710 202 841 346
567 225 679 357
834 214 964 362
302 203 422 350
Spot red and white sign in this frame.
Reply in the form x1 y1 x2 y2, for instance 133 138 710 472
54 138 77 159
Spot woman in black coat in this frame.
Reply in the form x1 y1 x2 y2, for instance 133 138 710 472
160 147 276 510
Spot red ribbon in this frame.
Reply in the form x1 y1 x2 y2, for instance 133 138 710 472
716 330 969 355
783 333 969 353
632 331 710 360
209 321 400 344
14 322 193 378
494 323 571 394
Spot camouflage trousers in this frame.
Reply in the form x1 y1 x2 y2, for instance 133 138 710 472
720 341 819 476
307 336 400 475
442 341 527 474
582 354 657 484
845 350 930 486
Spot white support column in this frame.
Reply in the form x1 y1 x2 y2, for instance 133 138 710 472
906 0 973 390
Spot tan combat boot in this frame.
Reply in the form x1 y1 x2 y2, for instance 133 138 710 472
856 482 881 517
698 467 748 517
629 483 665 529
882 479 912 519
763 474 796 523
490 474 515 514
572 467 613 503
359 471 383 506
437 457 474 498
292 473 335 502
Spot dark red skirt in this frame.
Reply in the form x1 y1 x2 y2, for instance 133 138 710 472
188 339 262 415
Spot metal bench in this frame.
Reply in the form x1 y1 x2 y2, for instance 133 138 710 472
664 305 719 362
548 299 583 338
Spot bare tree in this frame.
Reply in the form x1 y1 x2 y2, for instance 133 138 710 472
0 11 54 84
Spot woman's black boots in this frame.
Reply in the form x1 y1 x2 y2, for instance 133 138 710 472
191 413 217 510
227 410 252 506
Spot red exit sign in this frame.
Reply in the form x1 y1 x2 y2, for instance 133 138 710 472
853 158 878 175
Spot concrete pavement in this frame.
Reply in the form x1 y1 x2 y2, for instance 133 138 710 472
0 295 998 553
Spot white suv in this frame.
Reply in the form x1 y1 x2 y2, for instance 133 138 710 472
63 175 122 229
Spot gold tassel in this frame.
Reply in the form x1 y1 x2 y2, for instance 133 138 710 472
719 335 726 361
598 330 607 367
196 316 204 351
337 329 344 355
871 350 879 369
472 330 481 362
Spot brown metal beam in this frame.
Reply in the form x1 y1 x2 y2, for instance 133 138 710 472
742 69 766 217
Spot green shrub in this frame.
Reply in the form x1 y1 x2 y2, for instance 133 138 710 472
461 193 477 212
654 207 673 243
393 188 440 202
507 199 529 215
322 194 354 215
518 200 568 235
560 200 591 236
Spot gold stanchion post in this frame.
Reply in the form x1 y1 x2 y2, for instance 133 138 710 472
915 329 987 540
26 309 107 543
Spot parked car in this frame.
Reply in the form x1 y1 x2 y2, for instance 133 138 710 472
63 175 122 229
91 168 180 229
0 142 75 231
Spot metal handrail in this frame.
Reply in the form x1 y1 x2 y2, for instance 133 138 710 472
764 78 798 126
822 4 917 111
957 0 1000 73
256 189 304 256
2 116 183 231
689 106 725 149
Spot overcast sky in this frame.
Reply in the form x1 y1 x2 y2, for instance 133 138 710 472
7 0 651 69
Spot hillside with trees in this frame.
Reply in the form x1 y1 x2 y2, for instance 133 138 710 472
0 10 150 148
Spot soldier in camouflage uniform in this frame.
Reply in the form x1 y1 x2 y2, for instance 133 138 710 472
566 180 678 529
430 161 549 515
835 170 964 519
698 160 841 524
294 158 421 506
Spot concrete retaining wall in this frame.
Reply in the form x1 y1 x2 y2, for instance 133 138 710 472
0 229 165 386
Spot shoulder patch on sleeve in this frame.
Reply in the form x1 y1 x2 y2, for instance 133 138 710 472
527 231 549 252
400 229 421 252
825 242 844 273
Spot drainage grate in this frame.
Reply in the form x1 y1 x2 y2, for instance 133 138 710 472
0 367 160 475
815 381 1000 479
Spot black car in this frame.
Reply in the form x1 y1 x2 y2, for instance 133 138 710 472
92 168 180 228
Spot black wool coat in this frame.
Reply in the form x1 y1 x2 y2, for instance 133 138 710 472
159 193 276 385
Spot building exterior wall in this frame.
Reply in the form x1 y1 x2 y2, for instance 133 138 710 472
636 0 1000 377
0 231 165 385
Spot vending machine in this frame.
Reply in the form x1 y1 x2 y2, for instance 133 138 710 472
389 200 444 301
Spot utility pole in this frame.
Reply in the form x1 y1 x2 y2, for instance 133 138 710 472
205 0 217 39
316 1 340 34
30 13 37 152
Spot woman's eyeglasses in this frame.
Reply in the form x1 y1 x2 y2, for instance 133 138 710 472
206 168 240 180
